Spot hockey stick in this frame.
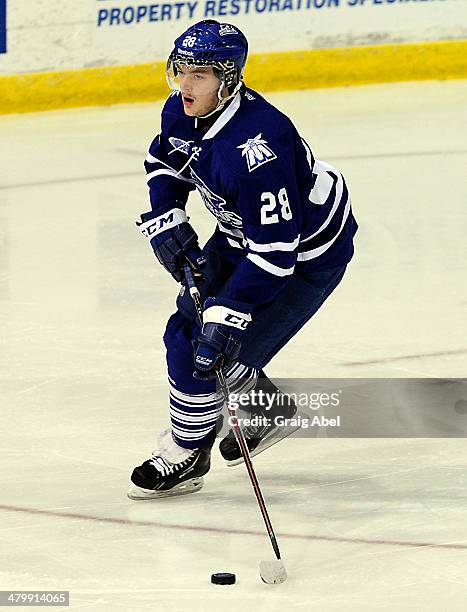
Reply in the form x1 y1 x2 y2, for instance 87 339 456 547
183 263 287 584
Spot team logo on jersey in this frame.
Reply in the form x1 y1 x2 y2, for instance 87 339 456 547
190 169 243 228
168 137 192 156
237 134 277 172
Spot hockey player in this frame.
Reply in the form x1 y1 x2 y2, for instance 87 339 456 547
128 20 357 499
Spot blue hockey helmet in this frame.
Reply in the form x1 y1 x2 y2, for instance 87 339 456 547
167 20 248 93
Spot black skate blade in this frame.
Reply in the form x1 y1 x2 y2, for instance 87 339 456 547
226 425 301 467
127 477 204 499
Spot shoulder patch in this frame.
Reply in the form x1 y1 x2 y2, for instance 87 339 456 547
237 133 277 172
168 136 193 155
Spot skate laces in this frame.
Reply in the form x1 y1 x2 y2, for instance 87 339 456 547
149 429 194 474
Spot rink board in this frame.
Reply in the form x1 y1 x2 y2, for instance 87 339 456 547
0 39 466 115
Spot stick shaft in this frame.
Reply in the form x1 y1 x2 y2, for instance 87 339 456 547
218 369 282 560
183 263 282 561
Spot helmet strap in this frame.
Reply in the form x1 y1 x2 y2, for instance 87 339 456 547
197 80 243 119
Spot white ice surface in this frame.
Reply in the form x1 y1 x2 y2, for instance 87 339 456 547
0 81 466 611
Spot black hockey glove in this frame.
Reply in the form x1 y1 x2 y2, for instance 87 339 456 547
193 297 253 381
137 205 206 283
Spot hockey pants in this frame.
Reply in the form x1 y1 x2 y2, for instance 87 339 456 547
164 234 347 449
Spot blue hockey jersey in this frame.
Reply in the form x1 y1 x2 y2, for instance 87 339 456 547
142 87 357 309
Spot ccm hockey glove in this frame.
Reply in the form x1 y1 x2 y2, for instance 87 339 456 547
193 297 253 381
137 205 206 282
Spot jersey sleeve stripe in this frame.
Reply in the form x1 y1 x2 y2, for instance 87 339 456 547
246 253 295 277
247 236 300 252
301 137 314 169
146 168 194 185
146 153 158 163
297 197 352 261
145 152 192 175
301 170 344 242
226 237 243 249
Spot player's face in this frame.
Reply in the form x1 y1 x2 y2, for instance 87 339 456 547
177 65 228 117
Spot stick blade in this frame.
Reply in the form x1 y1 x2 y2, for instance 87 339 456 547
260 559 287 584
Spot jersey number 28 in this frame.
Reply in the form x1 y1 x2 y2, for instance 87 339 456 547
260 188 292 224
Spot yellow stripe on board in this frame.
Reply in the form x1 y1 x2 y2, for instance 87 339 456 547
1 40 466 115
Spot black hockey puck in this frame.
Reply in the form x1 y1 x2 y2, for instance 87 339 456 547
211 572 236 585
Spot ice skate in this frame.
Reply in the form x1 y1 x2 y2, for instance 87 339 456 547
219 375 299 466
128 429 212 499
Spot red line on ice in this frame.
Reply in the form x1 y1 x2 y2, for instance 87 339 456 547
1 504 466 550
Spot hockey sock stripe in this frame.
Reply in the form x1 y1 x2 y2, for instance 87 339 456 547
169 392 220 410
229 376 257 397
170 411 220 427
226 367 258 394
171 426 217 443
169 400 221 418
224 362 257 379
224 362 248 377
169 385 221 404
171 423 217 436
